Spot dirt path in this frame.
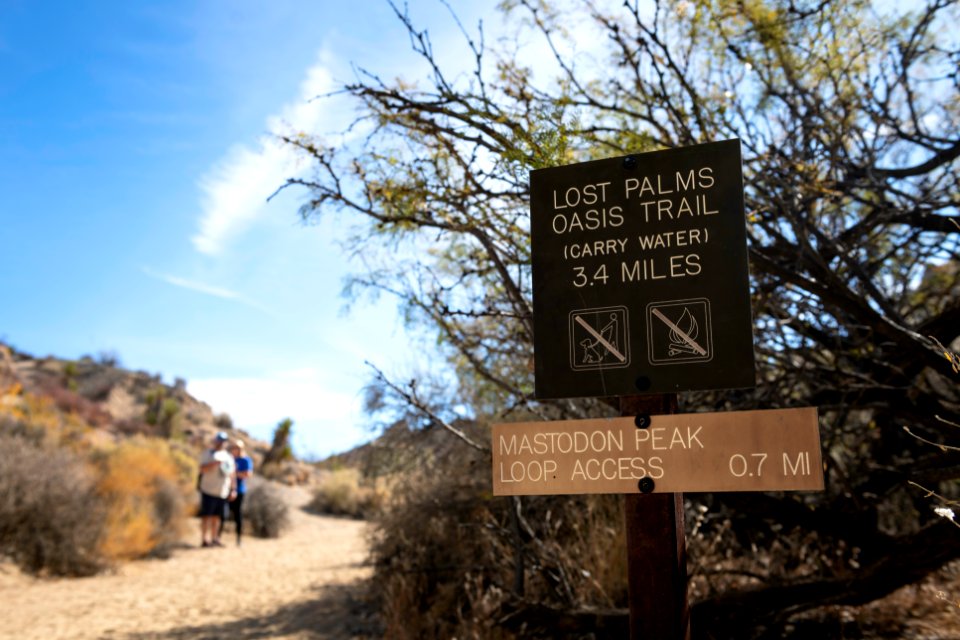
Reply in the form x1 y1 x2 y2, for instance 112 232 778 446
0 485 376 639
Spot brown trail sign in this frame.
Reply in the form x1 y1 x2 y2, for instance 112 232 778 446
530 139 755 399
516 140 824 639
492 407 823 496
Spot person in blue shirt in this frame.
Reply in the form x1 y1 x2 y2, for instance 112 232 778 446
225 439 254 546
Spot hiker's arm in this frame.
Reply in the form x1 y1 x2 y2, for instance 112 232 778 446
236 459 253 479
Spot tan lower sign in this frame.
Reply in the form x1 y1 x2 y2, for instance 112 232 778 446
492 407 823 495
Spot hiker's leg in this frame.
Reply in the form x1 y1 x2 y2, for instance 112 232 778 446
214 499 226 543
201 516 217 544
234 493 244 543
199 493 217 544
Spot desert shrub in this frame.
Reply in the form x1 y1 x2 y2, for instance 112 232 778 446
306 468 385 519
0 385 92 447
93 437 192 560
245 481 291 538
157 398 182 439
258 458 288 482
75 363 125 401
164 440 200 486
62 361 78 390
95 350 121 368
262 418 294 467
143 386 164 425
370 433 628 639
114 417 152 437
0 410 45 445
0 434 108 576
259 419 299 483
143 386 181 439
214 412 234 431
37 381 111 427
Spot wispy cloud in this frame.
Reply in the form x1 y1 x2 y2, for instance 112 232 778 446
191 52 335 256
141 266 274 314
142 266 240 299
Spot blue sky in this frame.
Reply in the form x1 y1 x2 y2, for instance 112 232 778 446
0 0 502 458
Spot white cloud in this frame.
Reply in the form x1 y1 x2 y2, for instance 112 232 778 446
191 52 336 256
189 369 355 425
187 367 369 458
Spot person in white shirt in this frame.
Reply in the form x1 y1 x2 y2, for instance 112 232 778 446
197 432 236 548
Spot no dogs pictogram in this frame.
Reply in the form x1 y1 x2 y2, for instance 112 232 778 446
569 306 631 371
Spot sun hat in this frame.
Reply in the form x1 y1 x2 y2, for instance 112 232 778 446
233 439 245 450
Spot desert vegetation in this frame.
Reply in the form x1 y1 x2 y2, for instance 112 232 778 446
244 481 293 539
92 437 194 560
0 347 296 576
0 380 197 573
278 0 960 637
306 467 386 520
1 0 956 636
0 432 108 576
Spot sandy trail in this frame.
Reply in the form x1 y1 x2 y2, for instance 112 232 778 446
0 485 375 639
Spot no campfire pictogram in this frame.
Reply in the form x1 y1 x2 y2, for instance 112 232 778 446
569 306 631 371
647 299 714 365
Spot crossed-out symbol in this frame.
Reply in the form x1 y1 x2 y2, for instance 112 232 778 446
569 306 630 371
647 298 713 365
650 308 707 356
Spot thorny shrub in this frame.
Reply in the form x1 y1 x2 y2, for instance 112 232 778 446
0 434 108 576
245 481 291 538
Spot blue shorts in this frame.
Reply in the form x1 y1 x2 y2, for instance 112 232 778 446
199 492 227 518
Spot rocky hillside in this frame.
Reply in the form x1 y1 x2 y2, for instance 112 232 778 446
319 416 487 480
1 343 231 446
0 342 316 484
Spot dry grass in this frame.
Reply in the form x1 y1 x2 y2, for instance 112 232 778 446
780 562 960 638
93 437 193 560
306 468 387 520
367 430 630 639
0 383 91 448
